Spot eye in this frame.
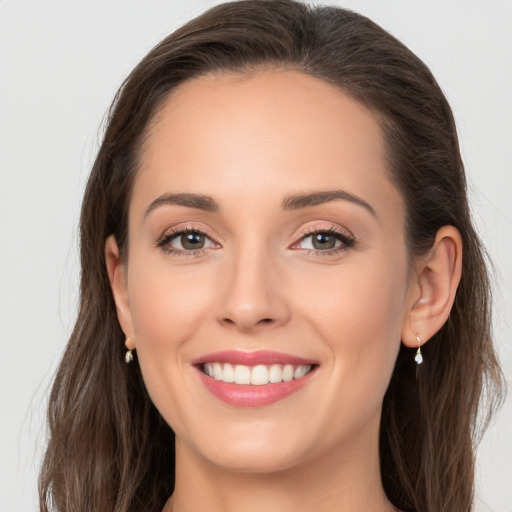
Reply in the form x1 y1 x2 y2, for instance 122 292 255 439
157 227 217 255
300 232 341 250
292 227 355 255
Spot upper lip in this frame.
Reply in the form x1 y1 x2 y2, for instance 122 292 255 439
191 350 318 366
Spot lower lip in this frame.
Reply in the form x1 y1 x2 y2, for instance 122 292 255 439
195 367 317 407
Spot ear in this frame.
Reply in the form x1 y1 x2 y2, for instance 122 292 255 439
105 235 135 343
401 226 463 348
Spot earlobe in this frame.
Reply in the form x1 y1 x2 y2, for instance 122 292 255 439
105 235 135 340
402 226 463 348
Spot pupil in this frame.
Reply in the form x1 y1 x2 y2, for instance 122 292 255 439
313 233 335 250
182 233 204 250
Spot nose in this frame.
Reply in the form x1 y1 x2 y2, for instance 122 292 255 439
217 245 290 334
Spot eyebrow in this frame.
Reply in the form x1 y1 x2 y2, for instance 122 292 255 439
281 189 377 218
145 193 219 218
144 189 377 219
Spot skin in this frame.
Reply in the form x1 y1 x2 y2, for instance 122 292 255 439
106 70 462 512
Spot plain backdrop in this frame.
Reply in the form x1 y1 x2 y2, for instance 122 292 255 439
1 1 511 511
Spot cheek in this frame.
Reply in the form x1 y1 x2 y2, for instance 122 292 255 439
291 256 408 447
302 249 408 393
128 260 215 348
125 258 221 430
304 253 407 336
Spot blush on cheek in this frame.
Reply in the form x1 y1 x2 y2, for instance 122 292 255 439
129 262 213 342
310 257 405 379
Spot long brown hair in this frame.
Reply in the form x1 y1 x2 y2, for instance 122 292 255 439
39 2 504 511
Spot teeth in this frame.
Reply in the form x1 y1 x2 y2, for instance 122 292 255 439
251 364 268 385
203 362 312 385
269 364 282 383
213 362 223 381
294 365 308 379
282 364 294 382
222 362 235 383
234 364 251 384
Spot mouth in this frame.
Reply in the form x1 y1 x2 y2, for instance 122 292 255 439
201 362 314 385
193 350 319 407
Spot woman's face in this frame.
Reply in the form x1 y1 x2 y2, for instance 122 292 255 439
114 70 416 473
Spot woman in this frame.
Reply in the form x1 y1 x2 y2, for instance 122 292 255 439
39 1 504 511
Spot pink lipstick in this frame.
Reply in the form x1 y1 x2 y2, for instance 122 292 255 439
192 350 318 407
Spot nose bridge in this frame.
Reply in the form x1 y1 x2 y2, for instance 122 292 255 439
218 234 289 332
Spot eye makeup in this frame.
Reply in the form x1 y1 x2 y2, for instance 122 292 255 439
156 226 219 256
155 222 356 258
289 224 356 257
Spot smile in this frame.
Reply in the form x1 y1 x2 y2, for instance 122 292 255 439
202 362 313 385
193 350 319 407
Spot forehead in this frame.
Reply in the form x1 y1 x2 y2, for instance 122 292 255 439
133 69 402 225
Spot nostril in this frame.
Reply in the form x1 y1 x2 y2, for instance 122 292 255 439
220 316 276 334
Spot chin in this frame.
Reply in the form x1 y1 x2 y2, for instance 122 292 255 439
205 444 308 474
179 421 313 474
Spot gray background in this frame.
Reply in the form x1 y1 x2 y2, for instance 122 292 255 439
1 1 511 510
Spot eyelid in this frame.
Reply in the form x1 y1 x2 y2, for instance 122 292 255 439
156 224 220 256
291 223 355 244
156 222 356 257
292 223 355 241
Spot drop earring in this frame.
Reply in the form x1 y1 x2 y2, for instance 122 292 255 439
414 335 423 365
125 337 135 363
125 349 133 364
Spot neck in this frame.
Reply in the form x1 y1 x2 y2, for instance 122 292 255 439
167 414 394 512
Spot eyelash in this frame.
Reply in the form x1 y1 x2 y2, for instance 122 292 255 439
156 225 356 257
293 225 356 257
156 227 217 257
